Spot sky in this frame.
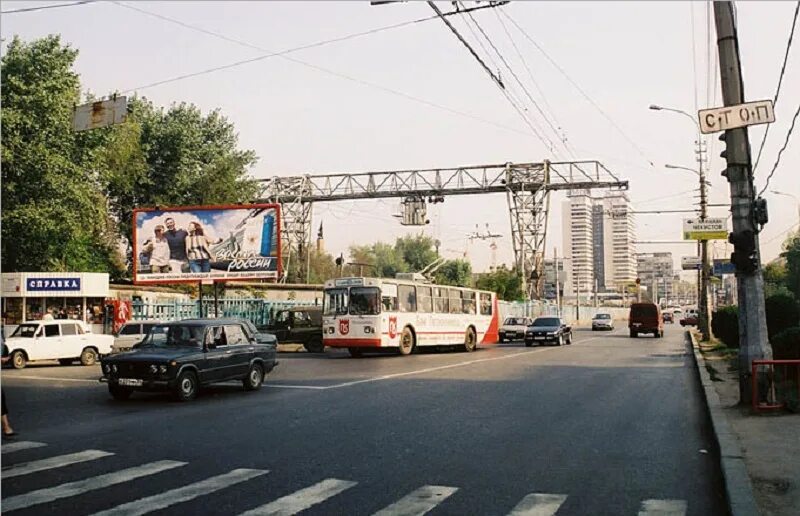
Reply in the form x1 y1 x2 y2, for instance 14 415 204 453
3 0 799 279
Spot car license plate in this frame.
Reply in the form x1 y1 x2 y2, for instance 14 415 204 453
118 378 143 387
534 336 546 340
633 323 642 327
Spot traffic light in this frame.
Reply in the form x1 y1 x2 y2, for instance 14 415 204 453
754 197 768 226
729 230 758 274
335 255 343 267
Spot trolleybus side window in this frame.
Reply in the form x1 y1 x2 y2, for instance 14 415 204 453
350 287 381 315
434 287 448 313
382 283 398 312
462 291 476 314
417 286 433 313
398 285 417 313
448 289 462 314
480 293 492 315
324 288 349 316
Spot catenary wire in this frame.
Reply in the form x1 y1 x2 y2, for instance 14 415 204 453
753 0 800 173
1 0 95 14
758 101 800 197
500 8 656 168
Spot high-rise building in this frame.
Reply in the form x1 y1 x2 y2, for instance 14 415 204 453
562 191 636 296
636 252 674 303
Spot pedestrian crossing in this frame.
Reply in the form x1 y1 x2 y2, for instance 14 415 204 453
2 440 689 515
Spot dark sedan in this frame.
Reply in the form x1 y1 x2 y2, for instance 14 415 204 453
525 316 573 347
100 318 277 401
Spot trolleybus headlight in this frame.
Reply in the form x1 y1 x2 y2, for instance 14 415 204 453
364 326 374 334
326 327 335 334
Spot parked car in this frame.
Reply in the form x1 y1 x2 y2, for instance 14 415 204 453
499 317 533 342
100 318 278 401
629 302 664 338
591 313 614 331
662 312 674 324
5 320 113 369
680 309 699 327
261 306 323 353
525 317 572 347
111 320 162 354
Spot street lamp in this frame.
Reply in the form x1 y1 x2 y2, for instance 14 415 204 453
771 190 800 224
665 164 713 186
650 103 712 341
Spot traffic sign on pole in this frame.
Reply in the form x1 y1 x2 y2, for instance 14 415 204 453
698 99 774 134
683 218 728 240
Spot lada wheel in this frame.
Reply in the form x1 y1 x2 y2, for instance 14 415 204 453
109 385 133 401
80 348 98 366
463 327 477 352
304 337 324 353
348 347 363 358
173 371 198 402
243 363 264 391
11 351 27 369
398 327 415 356
556 335 563 346
566 333 573 345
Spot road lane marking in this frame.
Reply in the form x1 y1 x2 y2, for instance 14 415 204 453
239 478 357 516
1 441 47 454
2 449 113 478
91 468 269 516
2 375 97 383
508 493 567 515
372 485 458 516
265 384 330 390
1 460 186 512
638 499 687 515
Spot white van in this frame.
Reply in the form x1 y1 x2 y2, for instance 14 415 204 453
4 320 113 369
111 320 162 354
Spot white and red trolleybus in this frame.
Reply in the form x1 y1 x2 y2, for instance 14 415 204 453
322 275 499 357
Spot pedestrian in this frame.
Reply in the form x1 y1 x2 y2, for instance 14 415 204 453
42 310 54 321
57 307 67 319
163 217 189 273
186 221 222 273
2 341 17 438
145 225 171 273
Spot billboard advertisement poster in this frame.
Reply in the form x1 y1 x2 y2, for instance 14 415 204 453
133 204 281 284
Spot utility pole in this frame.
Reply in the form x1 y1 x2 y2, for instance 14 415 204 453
697 139 712 341
713 1 772 404
554 247 561 317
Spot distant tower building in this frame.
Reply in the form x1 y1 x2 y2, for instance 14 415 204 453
316 222 324 253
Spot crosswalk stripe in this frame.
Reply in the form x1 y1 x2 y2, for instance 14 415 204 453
3 450 113 479
1 460 186 512
1 441 47 455
239 478 357 516
638 499 687 516
508 493 568 516
91 468 269 516
372 485 458 516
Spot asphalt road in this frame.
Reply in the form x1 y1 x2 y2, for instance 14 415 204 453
1 325 726 515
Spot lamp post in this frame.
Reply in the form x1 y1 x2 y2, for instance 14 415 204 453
771 190 800 225
649 104 712 341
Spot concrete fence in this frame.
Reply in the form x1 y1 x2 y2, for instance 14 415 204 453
498 300 629 325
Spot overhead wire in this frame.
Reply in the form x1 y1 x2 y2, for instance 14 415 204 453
1 0 96 14
758 101 800 197
753 0 800 173
499 8 656 168
112 2 540 140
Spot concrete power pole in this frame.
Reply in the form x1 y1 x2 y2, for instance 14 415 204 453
698 140 713 341
713 1 772 404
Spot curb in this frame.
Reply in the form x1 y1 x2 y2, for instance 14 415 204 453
687 331 761 516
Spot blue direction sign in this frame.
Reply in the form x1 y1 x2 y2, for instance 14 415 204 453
713 259 736 276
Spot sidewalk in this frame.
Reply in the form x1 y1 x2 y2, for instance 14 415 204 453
691 332 800 516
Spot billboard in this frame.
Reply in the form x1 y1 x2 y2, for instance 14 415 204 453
683 217 728 240
133 204 281 284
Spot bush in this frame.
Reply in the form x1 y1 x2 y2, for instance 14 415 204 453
771 327 800 360
712 305 739 348
765 293 799 340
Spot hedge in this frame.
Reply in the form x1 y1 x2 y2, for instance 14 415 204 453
712 305 739 348
772 327 800 360
765 293 800 340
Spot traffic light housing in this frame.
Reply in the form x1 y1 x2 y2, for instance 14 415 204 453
754 197 768 226
729 230 758 274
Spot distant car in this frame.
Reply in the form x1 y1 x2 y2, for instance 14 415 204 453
111 320 162 354
629 302 664 338
591 313 614 331
5 320 113 369
499 317 533 342
525 317 572 347
680 309 699 327
261 306 323 353
100 318 277 401
662 312 674 324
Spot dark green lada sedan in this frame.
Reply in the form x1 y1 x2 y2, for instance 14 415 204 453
100 318 277 402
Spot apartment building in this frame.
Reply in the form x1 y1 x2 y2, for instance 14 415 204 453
636 252 674 303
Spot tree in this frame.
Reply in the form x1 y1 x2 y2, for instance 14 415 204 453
781 230 800 300
395 234 438 272
475 265 524 301
1 36 125 277
349 242 407 278
764 260 791 297
434 259 473 287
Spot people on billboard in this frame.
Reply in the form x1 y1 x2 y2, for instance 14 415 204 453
186 221 222 273
163 217 189 273
144 225 171 273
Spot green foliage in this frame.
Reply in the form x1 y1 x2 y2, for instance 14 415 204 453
782 231 800 300
434 259 472 287
349 242 407 278
771 327 800 360
1 35 125 277
765 293 800 341
395 234 438 272
475 265 524 301
711 305 740 349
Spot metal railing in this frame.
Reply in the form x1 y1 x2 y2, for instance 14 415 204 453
751 359 800 412
130 299 310 327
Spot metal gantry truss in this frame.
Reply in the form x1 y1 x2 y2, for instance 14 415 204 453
259 160 627 297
